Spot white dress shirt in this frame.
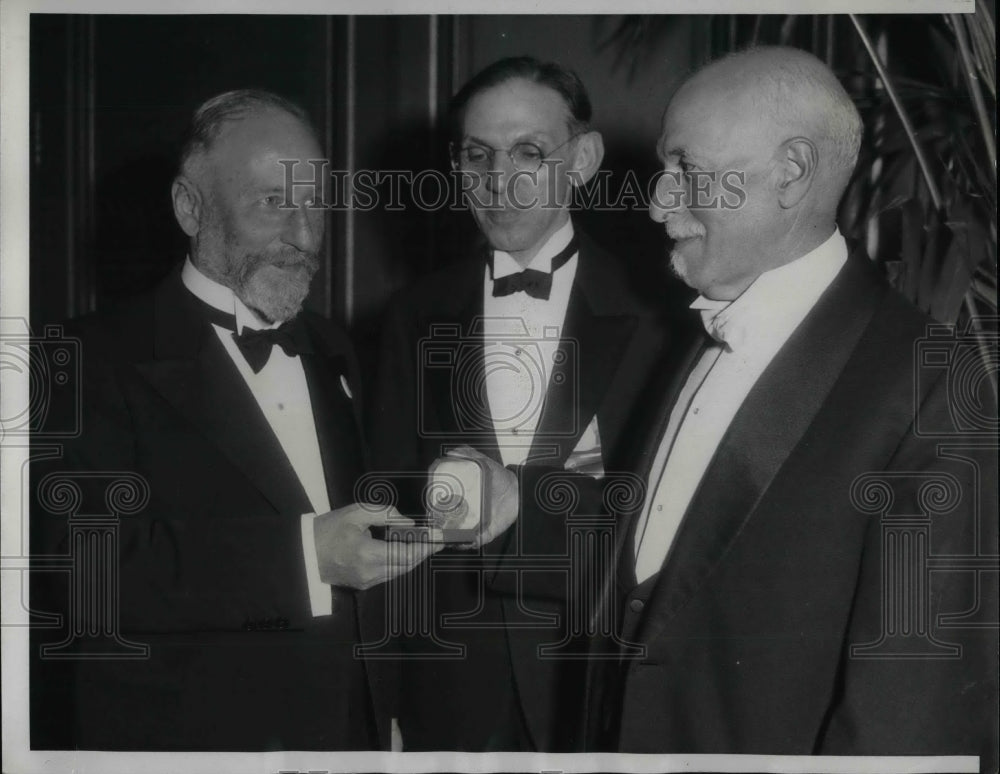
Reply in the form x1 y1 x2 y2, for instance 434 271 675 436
632 229 849 584
482 218 579 467
181 258 334 615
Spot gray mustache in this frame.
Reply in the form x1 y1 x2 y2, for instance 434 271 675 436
664 214 705 240
271 250 319 270
666 228 704 240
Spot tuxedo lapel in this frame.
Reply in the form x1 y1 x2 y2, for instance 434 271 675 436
299 322 365 508
636 254 887 644
629 329 712 483
423 255 504 463
529 282 636 467
135 272 311 515
580 325 709 733
529 235 642 467
615 328 713 587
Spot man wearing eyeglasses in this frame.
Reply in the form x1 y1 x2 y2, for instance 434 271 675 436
370 56 670 751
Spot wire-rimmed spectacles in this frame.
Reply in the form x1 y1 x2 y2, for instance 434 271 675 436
450 133 583 173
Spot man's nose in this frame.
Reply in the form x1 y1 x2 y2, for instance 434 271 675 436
484 150 517 193
283 203 323 253
649 169 686 223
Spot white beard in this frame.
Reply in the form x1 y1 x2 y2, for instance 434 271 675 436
236 262 314 323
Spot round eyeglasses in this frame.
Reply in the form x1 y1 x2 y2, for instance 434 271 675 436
451 133 583 173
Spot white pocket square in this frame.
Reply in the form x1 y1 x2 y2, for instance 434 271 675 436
339 374 353 400
564 416 604 478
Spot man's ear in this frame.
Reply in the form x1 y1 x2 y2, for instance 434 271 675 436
775 137 818 209
567 130 605 188
172 175 203 237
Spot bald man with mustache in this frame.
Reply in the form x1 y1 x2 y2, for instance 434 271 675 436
584 44 999 766
456 45 997 767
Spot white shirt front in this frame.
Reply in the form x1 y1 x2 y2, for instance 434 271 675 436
481 218 578 467
181 258 333 615
632 229 849 584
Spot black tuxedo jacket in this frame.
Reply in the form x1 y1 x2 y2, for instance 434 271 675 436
517 249 996 767
369 231 673 750
31 266 392 751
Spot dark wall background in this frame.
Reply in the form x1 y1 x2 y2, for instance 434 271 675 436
30 15 343 328
29 14 703 352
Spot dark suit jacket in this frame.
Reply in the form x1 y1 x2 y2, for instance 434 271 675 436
551 249 996 767
30 266 392 751
369 230 673 751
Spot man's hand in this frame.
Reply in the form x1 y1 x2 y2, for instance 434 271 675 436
314 503 443 589
445 446 519 549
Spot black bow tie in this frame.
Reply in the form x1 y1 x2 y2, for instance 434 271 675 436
194 298 312 373
234 323 312 373
489 235 579 300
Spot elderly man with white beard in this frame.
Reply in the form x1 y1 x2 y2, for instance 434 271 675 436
30 90 438 752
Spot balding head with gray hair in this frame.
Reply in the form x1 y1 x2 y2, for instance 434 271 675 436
170 89 325 323
177 89 316 180
702 46 862 197
648 45 864 299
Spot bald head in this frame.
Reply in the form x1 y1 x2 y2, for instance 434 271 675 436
678 46 862 206
649 46 863 299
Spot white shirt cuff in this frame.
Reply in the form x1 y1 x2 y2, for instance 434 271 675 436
301 512 332 617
